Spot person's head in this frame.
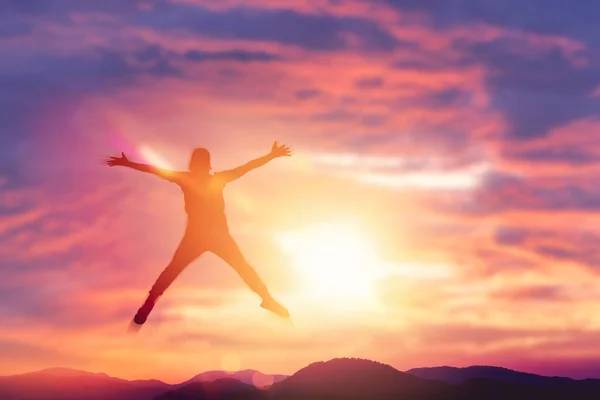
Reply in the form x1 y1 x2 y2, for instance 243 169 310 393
189 147 211 172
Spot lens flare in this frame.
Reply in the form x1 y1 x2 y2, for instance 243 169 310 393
139 145 173 169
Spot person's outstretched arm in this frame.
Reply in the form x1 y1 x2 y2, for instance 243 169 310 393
106 152 181 182
219 141 291 183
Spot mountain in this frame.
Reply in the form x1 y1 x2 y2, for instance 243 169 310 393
267 358 600 400
453 377 600 400
0 367 284 400
178 369 288 388
407 365 600 387
151 358 454 400
268 357 451 400
407 365 600 400
6 360 600 400
0 367 170 400
156 378 267 400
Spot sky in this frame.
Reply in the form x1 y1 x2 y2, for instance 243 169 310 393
1 0 600 383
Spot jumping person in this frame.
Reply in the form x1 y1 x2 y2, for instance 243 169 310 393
106 142 292 326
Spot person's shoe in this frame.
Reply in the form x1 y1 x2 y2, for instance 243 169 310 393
260 297 290 319
133 295 157 325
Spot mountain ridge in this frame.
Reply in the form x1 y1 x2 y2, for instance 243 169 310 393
0 366 288 400
3 358 600 400
8 360 599 383
407 365 590 385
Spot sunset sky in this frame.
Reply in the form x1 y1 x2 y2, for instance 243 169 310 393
2 0 600 383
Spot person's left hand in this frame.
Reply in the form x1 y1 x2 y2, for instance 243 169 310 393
106 152 131 167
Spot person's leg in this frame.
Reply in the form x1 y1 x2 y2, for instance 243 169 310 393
210 233 290 318
133 236 204 325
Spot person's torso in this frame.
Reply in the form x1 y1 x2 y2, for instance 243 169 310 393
178 173 228 228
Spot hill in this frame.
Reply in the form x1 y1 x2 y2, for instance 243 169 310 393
266 358 600 400
0 367 170 400
407 365 576 386
178 369 287 388
155 378 267 400
267 357 450 399
0 367 285 400
6 359 600 400
407 365 600 400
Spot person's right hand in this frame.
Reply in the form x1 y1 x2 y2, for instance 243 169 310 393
270 141 292 158
106 152 130 167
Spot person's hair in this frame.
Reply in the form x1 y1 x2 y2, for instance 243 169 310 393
189 147 211 171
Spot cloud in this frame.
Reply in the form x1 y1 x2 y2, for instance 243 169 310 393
460 41 600 140
184 49 281 63
355 76 384 89
0 16 35 38
294 88 322 100
0 339 83 368
378 0 599 44
494 227 528 246
0 0 147 17
132 3 402 52
167 328 340 350
411 323 566 348
498 118 600 175
492 284 569 302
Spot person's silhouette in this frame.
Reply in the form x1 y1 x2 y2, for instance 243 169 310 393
107 142 292 326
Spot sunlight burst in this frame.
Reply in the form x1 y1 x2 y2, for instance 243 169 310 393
139 145 173 170
277 223 384 307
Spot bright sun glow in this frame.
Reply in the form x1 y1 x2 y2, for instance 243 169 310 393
277 223 385 308
139 145 173 169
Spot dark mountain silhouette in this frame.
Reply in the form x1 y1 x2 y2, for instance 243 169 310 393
267 357 451 400
0 367 170 400
156 378 266 400
453 377 600 400
407 365 578 386
178 369 287 388
5 359 600 400
0 367 284 400
406 365 600 400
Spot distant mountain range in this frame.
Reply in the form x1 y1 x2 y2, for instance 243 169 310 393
407 365 577 386
2 358 600 399
179 369 288 388
0 367 285 400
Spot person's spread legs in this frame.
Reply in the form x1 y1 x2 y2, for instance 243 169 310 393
211 233 290 319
